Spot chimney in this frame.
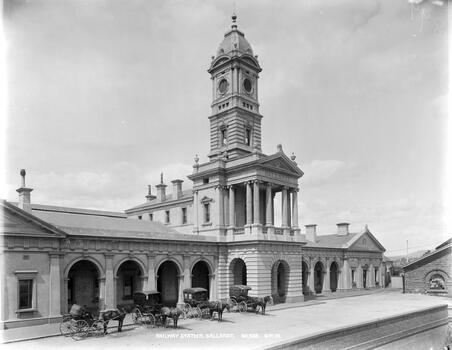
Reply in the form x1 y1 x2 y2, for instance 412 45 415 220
305 224 317 242
16 169 33 213
171 179 183 199
145 185 156 202
337 222 350 236
155 173 167 202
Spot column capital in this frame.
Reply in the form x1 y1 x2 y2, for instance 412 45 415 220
282 185 289 190
265 182 272 188
192 189 199 195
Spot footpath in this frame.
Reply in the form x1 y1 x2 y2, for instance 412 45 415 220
0 288 389 344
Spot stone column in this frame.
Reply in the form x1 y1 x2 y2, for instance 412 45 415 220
369 264 375 288
291 189 299 230
216 186 224 228
287 190 291 228
308 263 315 295
98 277 106 310
246 181 253 227
49 253 61 316
193 190 199 233
177 275 184 307
343 258 352 290
183 256 191 291
322 264 331 293
147 254 156 290
253 181 260 224
105 254 115 309
224 187 229 227
281 187 290 234
356 264 363 289
265 183 274 234
209 273 216 301
227 186 235 236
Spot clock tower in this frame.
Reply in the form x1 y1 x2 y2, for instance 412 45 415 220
207 14 262 160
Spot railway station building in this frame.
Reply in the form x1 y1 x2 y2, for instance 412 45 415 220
1 16 386 329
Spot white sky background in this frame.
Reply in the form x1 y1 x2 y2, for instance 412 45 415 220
1 0 449 256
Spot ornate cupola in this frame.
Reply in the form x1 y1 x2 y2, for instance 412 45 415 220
207 14 263 160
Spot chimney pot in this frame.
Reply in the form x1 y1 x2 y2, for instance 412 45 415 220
17 168 33 213
337 222 350 235
305 224 317 242
171 179 183 199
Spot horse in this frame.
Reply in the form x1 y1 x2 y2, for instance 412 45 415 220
248 295 273 315
99 308 127 334
160 307 183 328
206 301 230 321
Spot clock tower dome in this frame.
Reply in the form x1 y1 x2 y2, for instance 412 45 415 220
207 14 262 160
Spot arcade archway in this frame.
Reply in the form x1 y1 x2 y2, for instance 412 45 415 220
192 261 210 293
314 262 324 294
302 261 309 295
330 262 338 292
157 261 179 306
271 260 289 303
230 258 247 286
67 260 100 313
116 260 143 305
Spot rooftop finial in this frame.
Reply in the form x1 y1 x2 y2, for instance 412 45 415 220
20 169 26 187
160 172 164 184
231 11 237 29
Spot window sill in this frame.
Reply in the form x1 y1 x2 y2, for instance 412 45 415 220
15 308 37 314
202 222 212 227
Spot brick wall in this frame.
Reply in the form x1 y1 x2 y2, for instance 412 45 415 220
403 246 451 295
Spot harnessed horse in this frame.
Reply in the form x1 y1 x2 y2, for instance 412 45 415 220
99 308 127 334
204 301 230 321
161 307 183 328
248 295 273 315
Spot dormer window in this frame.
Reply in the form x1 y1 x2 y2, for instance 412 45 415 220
245 128 252 146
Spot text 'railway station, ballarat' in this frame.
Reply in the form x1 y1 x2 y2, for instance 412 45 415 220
1 15 387 329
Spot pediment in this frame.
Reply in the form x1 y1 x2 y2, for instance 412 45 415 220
348 231 385 252
1 201 66 238
259 153 304 177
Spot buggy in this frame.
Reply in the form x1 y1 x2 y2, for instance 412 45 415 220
59 304 106 340
229 285 252 312
183 287 209 319
132 290 166 327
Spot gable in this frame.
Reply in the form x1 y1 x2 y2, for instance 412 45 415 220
259 153 304 177
348 231 385 252
1 201 66 238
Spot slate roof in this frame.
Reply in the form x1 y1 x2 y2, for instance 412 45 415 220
26 203 215 242
301 232 361 249
126 189 194 212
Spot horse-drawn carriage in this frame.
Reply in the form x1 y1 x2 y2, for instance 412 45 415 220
132 290 166 327
183 287 210 319
60 304 125 340
229 285 272 315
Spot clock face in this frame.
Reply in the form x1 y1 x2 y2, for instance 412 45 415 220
218 79 228 94
243 78 252 93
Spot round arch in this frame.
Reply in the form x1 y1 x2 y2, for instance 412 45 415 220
301 260 309 295
66 259 102 313
189 258 214 275
271 260 290 303
314 261 324 294
155 257 183 276
157 260 180 306
191 260 211 293
114 257 147 278
330 261 339 292
64 256 104 279
115 259 146 304
229 258 247 286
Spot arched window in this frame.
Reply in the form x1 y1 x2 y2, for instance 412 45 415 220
245 128 252 146
429 274 446 290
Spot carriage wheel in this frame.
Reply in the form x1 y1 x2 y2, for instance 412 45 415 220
132 308 144 325
146 313 156 327
90 320 106 337
195 306 203 319
229 299 238 312
70 320 89 340
59 315 73 336
182 303 191 319
239 301 247 313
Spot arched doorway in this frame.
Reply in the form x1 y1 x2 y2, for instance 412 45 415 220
330 262 338 292
67 260 100 313
230 258 247 285
116 260 143 305
157 261 179 306
271 260 289 303
363 265 368 289
314 262 323 294
302 261 309 295
192 261 210 293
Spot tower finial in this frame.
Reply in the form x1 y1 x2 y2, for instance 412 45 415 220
231 9 237 29
160 172 164 184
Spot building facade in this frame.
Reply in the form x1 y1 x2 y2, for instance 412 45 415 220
1 16 386 329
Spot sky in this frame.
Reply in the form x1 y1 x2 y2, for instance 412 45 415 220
1 0 450 256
